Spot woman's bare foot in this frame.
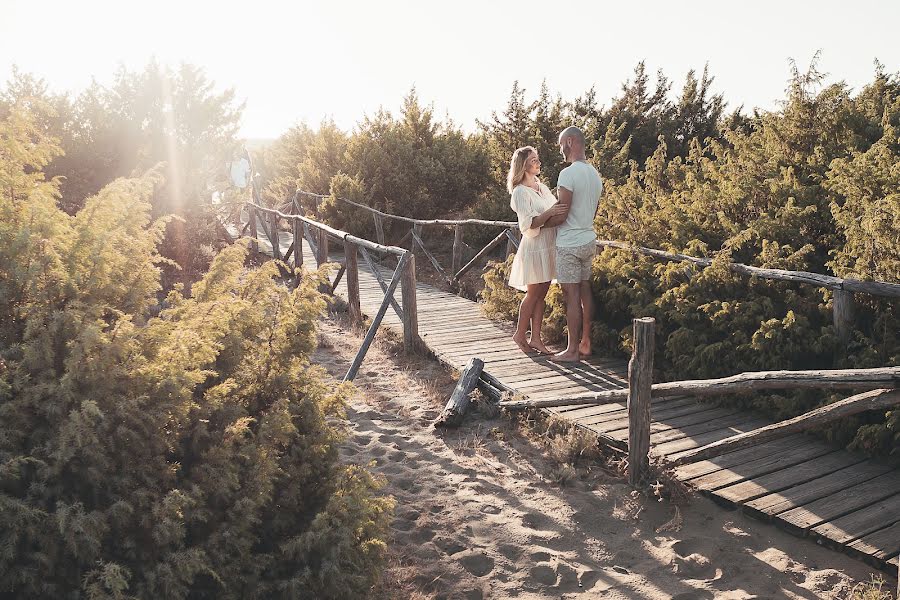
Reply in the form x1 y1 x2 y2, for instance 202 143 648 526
578 341 592 358
512 334 533 354
549 350 581 363
528 342 551 355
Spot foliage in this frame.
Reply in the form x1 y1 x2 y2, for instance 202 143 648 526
482 62 900 455
1 62 244 276
0 107 393 598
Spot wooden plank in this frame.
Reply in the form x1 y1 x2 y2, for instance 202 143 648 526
846 521 900 560
656 418 772 457
585 402 724 432
811 493 900 544
670 389 900 466
746 461 894 517
689 445 843 494
778 471 900 531
557 395 691 420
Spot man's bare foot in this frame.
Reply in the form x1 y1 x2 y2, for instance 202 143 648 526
512 334 533 354
549 350 581 363
578 342 592 358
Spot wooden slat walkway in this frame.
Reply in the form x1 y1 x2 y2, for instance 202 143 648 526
232 223 900 572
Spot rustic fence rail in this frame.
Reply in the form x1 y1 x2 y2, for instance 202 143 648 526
294 190 518 286
238 197 421 382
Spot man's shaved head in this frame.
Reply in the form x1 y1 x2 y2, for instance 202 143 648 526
558 126 585 146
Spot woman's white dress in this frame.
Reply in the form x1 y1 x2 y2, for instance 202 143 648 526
508 182 557 291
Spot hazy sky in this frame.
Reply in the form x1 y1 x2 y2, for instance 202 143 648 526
2 0 897 139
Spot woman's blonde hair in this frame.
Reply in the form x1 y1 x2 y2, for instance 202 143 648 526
506 146 537 194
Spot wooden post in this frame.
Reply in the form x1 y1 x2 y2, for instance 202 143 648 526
293 218 303 268
452 225 463 277
400 253 420 353
833 288 854 344
344 240 361 324
411 223 422 253
317 228 329 265
506 226 520 257
628 317 655 486
270 212 281 260
373 213 385 246
248 204 258 254
434 358 485 428
344 253 410 382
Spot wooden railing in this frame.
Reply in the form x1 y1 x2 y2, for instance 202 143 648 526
295 190 521 286
595 240 900 342
501 317 900 485
237 195 421 382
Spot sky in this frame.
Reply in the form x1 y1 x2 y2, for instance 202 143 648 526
2 0 898 140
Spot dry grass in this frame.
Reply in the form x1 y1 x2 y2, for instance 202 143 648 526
848 575 894 600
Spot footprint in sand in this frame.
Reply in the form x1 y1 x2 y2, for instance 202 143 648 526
432 536 466 556
498 544 522 561
529 564 557 586
457 550 495 577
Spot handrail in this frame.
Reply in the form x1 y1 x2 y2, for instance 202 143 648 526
296 190 517 228
596 240 900 298
248 201 408 257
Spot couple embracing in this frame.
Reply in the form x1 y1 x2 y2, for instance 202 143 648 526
507 126 602 363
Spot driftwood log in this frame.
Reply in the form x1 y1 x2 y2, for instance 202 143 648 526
669 388 900 466
498 367 900 409
434 358 485 428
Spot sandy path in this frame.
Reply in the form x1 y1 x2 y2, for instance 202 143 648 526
313 315 891 599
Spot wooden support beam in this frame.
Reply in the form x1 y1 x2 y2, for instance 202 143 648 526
248 204 258 254
358 245 404 321
330 263 347 293
292 219 302 268
411 223 422 253
344 240 361 324
317 227 329 265
628 317 655 486
452 225 464 276
400 253 421 353
434 358 485 428
303 223 318 260
373 213 385 246
506 227 520 256
270 212 281 260
411 229 449 282
455 229 508 280
344 253 411 382
669 388 900 467
498 366 900 409
833 288 854 344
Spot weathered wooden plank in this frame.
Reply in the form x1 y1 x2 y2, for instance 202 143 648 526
811 493 900 544
715 451 869 505
670 389 900 466
656 418 772 457
689 445 842 493
846 521 900 560
586 401 723 432
746 461 896 517
557 396 691 421
778 471 900 531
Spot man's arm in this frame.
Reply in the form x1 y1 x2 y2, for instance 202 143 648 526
544 186 572 227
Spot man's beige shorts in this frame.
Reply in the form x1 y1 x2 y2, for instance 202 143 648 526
556 241 596 284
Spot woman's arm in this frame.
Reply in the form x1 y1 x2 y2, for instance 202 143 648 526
530 202 567 229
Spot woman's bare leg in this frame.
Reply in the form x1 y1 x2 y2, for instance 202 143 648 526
528 282 551 354
513 285 542 353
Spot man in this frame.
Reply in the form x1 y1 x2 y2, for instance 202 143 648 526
546 126 602 362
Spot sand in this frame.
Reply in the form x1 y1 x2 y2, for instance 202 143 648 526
313 314 894 600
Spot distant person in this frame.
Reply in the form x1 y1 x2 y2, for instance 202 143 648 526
506 146 567 354
545 126 603 363
230 148 252 189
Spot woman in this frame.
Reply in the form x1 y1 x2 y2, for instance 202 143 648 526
507 146 566 354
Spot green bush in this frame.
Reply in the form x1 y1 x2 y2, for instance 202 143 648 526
0 106 393 599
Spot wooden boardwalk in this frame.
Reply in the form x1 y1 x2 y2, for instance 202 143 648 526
237 224 900 573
